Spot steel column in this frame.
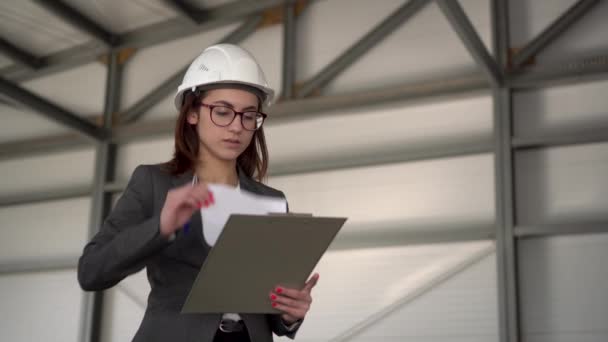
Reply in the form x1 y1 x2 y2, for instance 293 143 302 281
492 0 520 341
280 0 297 100
78 50 122 342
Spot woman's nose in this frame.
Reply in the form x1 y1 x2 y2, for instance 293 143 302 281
228 114 243 132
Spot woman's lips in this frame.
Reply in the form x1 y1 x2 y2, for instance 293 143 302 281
223 138 241 148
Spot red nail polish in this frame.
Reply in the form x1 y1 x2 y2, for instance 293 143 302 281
204 200 209 207
270 294 277 300
276 287 283 294
272 302 277 308
197 202 203 209
209 192 215 202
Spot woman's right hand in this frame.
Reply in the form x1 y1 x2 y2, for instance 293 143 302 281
159 183 214 238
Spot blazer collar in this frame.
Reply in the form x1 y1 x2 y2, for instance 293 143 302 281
171 169 194 188
171 165 260 194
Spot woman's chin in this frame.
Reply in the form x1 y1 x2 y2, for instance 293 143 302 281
216 149 244 161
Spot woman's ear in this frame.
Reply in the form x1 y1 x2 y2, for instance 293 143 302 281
186 111 199 125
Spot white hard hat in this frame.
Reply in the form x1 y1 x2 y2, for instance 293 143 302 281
174 44 275 111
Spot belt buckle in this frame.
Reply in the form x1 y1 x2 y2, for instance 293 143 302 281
219 319 242 333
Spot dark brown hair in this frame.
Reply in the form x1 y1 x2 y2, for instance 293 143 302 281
162 88 269 181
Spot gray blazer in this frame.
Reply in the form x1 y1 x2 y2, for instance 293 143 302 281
78 164 299 342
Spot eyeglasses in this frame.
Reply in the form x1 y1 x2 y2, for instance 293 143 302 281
197 103 267 131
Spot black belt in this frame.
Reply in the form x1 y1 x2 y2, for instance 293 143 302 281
219 319 245 333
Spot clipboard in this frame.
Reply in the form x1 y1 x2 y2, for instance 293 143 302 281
181 213 347 314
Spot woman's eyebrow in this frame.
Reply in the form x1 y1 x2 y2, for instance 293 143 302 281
211 100 257 111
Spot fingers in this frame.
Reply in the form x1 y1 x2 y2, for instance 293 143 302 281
273 286 307 301
187 184 213 207
303 273 319 292
270 292 311 310
272 303 306 321
175 183 214 209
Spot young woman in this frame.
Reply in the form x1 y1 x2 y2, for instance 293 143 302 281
78 44 317 342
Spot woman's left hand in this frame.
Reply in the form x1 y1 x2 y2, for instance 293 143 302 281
270 273 319 325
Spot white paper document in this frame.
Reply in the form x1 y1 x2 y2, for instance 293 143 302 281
201 184 287 246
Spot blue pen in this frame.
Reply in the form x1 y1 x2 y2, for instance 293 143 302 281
183 222 190 234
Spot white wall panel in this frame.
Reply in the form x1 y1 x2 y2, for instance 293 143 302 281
101 270 149 342
298 0 490 95
519 233 608 342
0 270 82 342
513 80 608 138
115 137 173 183
510 0 608 64
276 241 495 342
0 197 90 262
0 105 70 143
353 251 498 342
123 23 239 120
0 148 95 197
265 94 492 171
516 142 608 224
21 62 106 117
268 154 495 236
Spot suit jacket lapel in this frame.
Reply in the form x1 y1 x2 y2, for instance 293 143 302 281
237 166 262 195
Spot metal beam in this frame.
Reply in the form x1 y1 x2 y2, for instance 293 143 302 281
296 0 431 98
493 89 520 342
1 0 289 82
437 0 502 87
0 257 78 275
33 0 117 46
270 139 493 177
0 185 90 207
0 74 488 161
0 134 91 161
0 38 42 69
3 139 491 203
268 74 488 124
330 224 495 250
118 16 262 124
515 222 608 238
0 77 107 141
0 231 493 275
508 54 608 89
280 0 297 100
512 129 608 150
79 50 121 342
491 1 520 341
111 74 488 142
511 0 600 69
163 0 201 24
